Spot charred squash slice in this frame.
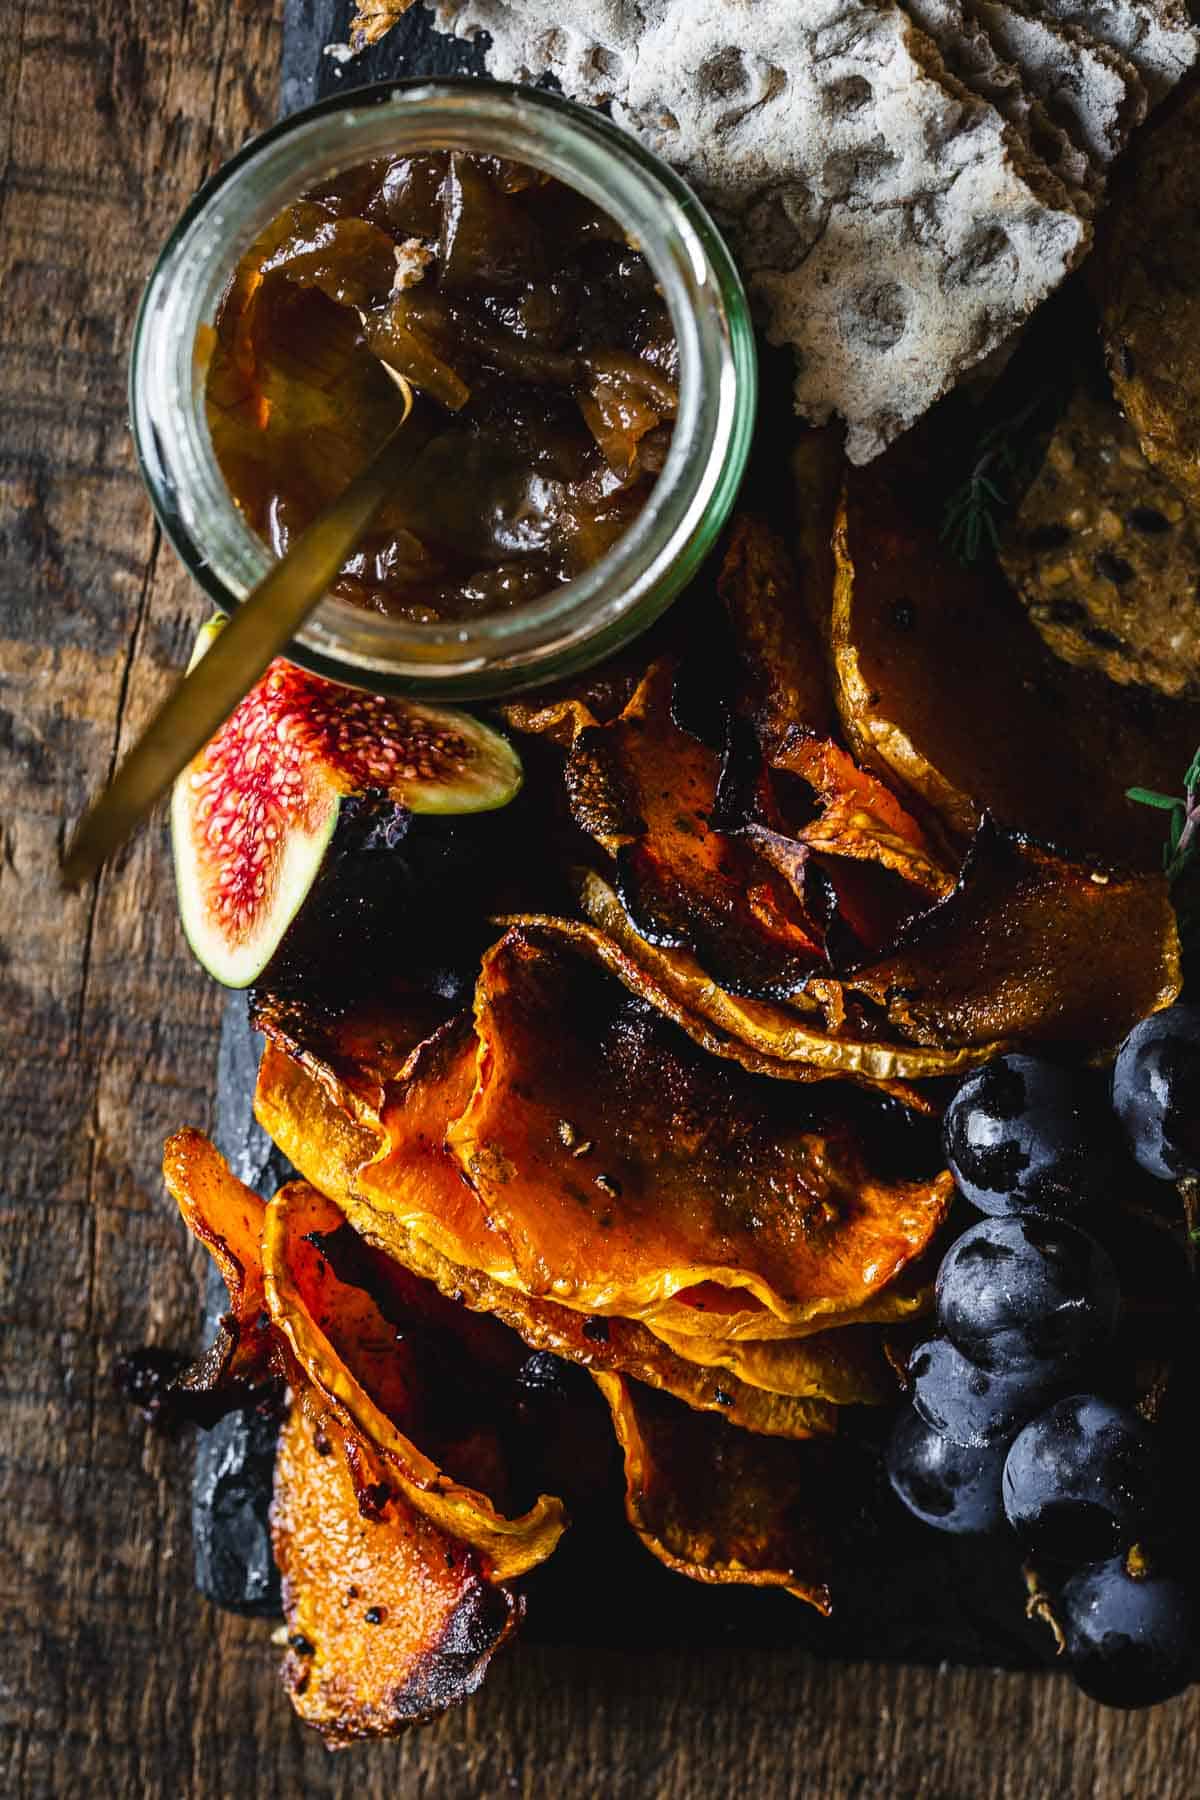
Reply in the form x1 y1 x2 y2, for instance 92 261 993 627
596 1373 836 1612
843 818 1181 1054
162 1127 273 1387
272 1399 521 1745
565 660 829 1000
568 869 1004 1082
252 989 453 1130
831 465 1200 870
445 927 953 1337
253 1035 864 1429
716 514 950 900
262 1178 565 1581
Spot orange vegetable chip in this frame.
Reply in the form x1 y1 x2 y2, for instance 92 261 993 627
642 1319 897 1406
658 1253 937 1341
254 1035 853 1432
162 1126 273 1386
596 1373 836 1612
262 1178 565 1581
845 819 1181 1053
272 1400 520 1746
253 988 452 1128
445 927 953 1336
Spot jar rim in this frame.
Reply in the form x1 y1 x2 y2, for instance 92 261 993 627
130 80 757 697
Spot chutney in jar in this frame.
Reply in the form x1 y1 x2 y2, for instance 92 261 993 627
204 151 679 622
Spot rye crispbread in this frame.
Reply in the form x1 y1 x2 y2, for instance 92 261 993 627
434 0 1089 461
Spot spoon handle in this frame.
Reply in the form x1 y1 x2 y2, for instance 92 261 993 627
63 384 422 888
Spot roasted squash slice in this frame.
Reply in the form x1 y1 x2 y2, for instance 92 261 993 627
832 465 1200 869
254 1036 868 1430
658 1253 936 1341
642 1318 897 1405
596 1373 836 1612
262 1178 565 1581
569 869 1004 1082
162 1126 274 1386
444 927 953 1337
564 655 958 1000
255 1040 380 1206
566 660 830 999
252 989 452 1129
330 1189 844 1438
843 819 1181 1054
272 1399 521 1746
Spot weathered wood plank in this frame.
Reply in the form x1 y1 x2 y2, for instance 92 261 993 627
3 2 1200 1794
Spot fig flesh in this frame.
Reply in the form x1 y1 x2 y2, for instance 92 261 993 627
171 619 521 987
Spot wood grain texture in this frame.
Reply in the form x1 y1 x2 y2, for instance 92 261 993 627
1 3 1200 1793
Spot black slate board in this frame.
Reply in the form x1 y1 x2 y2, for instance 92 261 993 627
191 0 1052 1667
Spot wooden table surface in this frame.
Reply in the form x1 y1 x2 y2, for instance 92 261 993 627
3 4 1200 1793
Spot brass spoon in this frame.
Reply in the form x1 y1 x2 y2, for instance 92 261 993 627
63 371 425 889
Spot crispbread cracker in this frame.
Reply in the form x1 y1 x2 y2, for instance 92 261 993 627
435 0 1088 462
970 0 1148 164
905 0 1097 204
1029 0 1198 103
1000 382 1200 699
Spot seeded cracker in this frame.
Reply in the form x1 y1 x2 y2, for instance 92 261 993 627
1093 79 1200 510
1000 383 1200 700
433 0 1088 462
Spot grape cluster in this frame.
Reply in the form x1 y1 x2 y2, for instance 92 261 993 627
887 1009 1200 1709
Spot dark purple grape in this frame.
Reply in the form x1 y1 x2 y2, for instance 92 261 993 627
909 1336 1063 1450
886 1407 1007 1534
1003 1396 1161 1561
1061 1556 1194 1708
1112 1004 1200 1181
936 1216 1120 1372
942 1055 1120 1216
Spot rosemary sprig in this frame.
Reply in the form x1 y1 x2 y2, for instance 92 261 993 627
1127 746 1200 881
941 467 1006 563
941 388 1059 565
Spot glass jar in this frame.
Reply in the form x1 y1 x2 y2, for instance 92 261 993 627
131 80 757 700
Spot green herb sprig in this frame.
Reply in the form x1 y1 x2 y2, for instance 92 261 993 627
1127 747 1200 882
941 388 1063 565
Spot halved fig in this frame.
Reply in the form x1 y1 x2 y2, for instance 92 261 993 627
171 619 522 988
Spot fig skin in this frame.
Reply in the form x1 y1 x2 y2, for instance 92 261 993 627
257 796 499 1008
